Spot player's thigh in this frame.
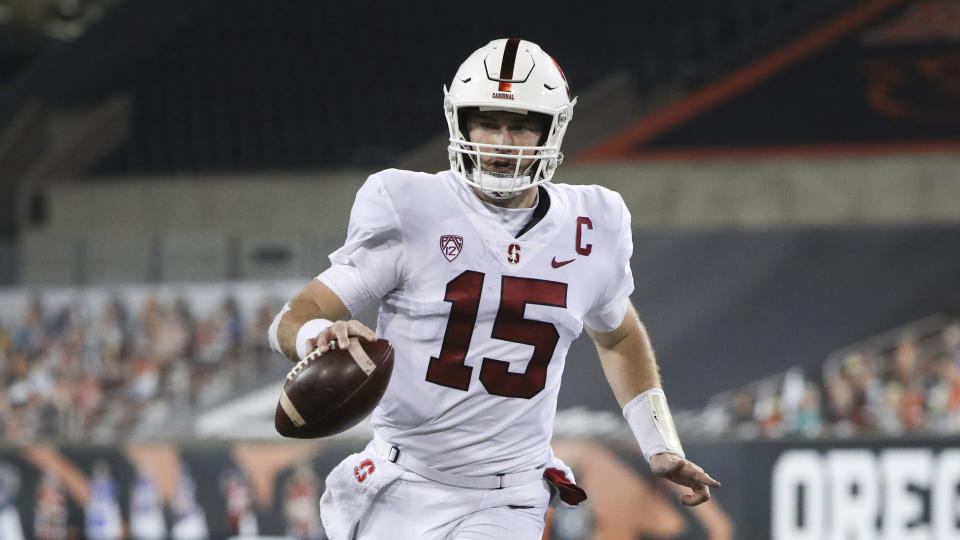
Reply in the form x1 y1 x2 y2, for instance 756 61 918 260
355 476 472 540
353 478 416 540
451 504 547 540
450 481 550 540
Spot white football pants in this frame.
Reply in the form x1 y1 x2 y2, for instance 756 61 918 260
354 468 550 539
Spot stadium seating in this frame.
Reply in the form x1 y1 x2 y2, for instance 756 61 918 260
1 0 858 175
693 315 960 439
0 284 295 443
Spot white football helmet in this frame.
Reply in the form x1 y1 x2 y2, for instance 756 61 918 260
444 38 577 199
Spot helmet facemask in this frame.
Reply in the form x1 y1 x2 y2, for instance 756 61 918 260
447 107 559 200
443 39 575 200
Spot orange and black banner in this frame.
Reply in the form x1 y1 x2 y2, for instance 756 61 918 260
0 440 732 540
2 437 959 539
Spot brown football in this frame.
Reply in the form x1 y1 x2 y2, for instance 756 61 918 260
275 337 394 438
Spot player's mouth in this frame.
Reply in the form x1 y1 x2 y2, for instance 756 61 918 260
484 158 518 174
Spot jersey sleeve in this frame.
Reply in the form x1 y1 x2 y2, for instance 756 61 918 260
583 194 634 332
317 172 404 316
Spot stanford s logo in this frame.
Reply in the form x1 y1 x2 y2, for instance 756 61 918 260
507 243 521 264
440 235 464 262
354 459 375 483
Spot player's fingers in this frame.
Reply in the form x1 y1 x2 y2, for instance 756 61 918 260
658 461 693 486
348 321 377 342
680 484 711 506
314 327 336 352
680 464 721 488
332 322 350 349
313 326 336 353
696 471 721 488
309 332 326 353
680 493 709 506
675 461 721 489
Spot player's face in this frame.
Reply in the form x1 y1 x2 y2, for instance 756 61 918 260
466 110 544 175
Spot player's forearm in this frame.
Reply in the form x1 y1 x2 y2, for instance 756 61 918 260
273 279 352 362
275 294 324 361
590 304 662 407
590 304 684 460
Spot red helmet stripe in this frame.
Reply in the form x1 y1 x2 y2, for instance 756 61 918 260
498 38 521 92
548 55 567 82
548 55 572 100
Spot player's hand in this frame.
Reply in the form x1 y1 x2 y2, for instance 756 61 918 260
650 452 721 506
307 320 377 354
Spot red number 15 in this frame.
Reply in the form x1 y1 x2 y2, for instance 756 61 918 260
425 271 568 399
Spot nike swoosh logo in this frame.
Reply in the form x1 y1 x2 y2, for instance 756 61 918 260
551 257 575 268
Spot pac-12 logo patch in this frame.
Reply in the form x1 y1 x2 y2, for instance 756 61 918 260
440 235 463 262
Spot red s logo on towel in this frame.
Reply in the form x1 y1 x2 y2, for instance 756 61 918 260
354 459 376 483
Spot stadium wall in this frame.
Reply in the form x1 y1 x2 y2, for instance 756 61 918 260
19 153 960 285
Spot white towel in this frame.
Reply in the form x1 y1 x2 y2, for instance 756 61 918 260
319 441 403 540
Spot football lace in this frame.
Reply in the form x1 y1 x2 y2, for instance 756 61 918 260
286 355 313 382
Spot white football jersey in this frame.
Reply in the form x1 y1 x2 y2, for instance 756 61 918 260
319 169 633 476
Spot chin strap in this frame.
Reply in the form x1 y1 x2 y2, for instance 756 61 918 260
472 171 533 199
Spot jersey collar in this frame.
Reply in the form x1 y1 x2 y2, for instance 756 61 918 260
442 171 565 243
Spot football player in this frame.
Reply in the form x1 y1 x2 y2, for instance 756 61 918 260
269 38 719 539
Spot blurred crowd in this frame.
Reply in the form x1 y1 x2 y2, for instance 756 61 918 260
703 318 960 439
4 286 959 444
0 292 285 443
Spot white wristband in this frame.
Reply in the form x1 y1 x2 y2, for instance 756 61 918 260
623 387 685 462
295 318 334 360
